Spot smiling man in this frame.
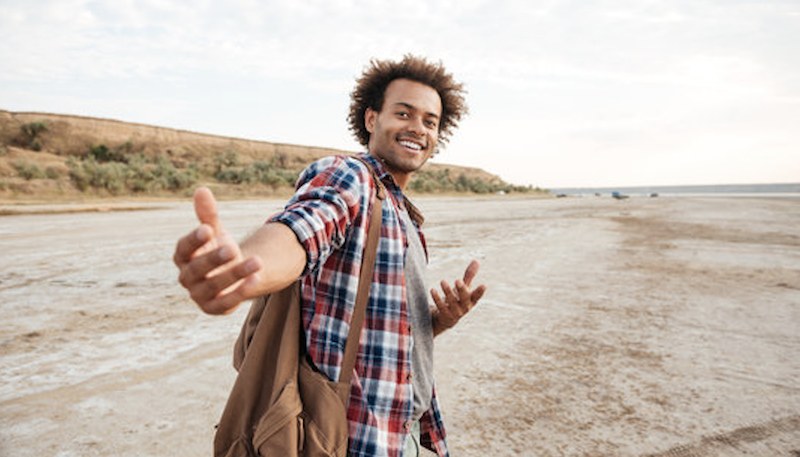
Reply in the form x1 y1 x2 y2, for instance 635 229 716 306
174 55 486 457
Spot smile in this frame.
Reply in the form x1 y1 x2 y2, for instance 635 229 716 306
398 139 424 151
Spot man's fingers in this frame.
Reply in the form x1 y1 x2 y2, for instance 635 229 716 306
463 260 480 286
455 279 471 308
194 187 221 231
470 284 487 305
192 257 263 315
200 285 250 315
189 257 262 306
173 225 213 266
440 280 457 304
178 244 237 288
212 271 270 315
430 289 446 309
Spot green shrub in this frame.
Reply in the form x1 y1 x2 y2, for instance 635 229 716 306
215 166 242 184
124 154 154 192
272 152 288 169
409 177 436 193
408 169 536 194
45 167 62 179
118 141 136 155
13 160 46 180
89 144 127 163
250 160 297 187
21 121 48 138
214 149 240 174
151 154 198 191
215 160 297 188
67 156 125 193
89 160 125 193
67 151 198 194
66 157 89 190
19 122 48 149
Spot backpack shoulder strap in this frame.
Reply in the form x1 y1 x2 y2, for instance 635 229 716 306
337 156 385 402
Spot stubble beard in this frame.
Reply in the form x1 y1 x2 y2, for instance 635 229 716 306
375 136 435 175
377 147 434 176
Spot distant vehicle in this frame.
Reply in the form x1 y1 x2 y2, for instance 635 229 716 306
611 191 629 200
650 193 659 198
556 193 568 198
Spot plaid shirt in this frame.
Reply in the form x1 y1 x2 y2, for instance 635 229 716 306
270 153 449 457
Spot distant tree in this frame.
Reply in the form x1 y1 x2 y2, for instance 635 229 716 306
19 121 48 151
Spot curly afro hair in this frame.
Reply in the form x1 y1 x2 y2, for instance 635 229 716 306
347 54 468 150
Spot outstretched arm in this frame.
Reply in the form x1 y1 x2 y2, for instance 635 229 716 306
430 260 487 336
173 187 306 315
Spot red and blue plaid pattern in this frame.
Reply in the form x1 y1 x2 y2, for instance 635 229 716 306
270 153 449 457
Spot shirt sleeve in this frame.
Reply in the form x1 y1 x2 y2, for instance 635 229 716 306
269 156 373 277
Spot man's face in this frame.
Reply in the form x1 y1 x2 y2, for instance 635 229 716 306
365 78 442 187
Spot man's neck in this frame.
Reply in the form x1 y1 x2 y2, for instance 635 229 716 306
367 153 413 192
389 171 411 192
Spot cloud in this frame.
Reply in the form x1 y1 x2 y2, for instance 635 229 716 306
3 0 796 90
1 0 798 186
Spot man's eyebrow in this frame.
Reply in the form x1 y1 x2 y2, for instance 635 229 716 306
392 102 441 119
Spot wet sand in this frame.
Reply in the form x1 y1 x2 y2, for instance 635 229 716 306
1 196 799 456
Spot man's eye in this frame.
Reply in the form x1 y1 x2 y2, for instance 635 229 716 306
425 120 438 128
396 112 409 118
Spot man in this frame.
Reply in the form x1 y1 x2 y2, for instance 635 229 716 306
174 55 486 457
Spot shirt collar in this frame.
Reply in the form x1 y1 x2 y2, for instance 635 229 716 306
357 152 425 227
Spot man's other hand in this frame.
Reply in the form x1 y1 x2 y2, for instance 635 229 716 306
431 259 487 335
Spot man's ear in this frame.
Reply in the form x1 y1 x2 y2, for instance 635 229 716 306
365 108 377 134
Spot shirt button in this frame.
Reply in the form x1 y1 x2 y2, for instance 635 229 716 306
406 373 413 382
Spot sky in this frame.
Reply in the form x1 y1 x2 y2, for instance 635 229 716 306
1 0 799 188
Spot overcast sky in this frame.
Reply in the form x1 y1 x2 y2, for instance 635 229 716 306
1 0 798 188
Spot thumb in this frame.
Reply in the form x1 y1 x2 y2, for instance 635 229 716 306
194 187 221 231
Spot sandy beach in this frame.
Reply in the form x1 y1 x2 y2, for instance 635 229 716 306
1 195 799 456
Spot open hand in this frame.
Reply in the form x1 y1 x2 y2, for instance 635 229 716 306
431 260 487 333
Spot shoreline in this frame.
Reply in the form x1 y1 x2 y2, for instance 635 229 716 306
1 191 797 214
0 192 552 215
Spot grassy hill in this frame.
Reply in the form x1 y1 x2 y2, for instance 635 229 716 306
0 110 544 202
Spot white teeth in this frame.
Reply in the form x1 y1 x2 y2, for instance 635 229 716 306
399 140 422 150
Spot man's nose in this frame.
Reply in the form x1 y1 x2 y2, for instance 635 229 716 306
406 116 425 135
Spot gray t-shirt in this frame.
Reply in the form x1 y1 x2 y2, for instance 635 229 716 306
400 206 435 420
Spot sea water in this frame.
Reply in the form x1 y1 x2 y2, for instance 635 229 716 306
552 182 800 197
